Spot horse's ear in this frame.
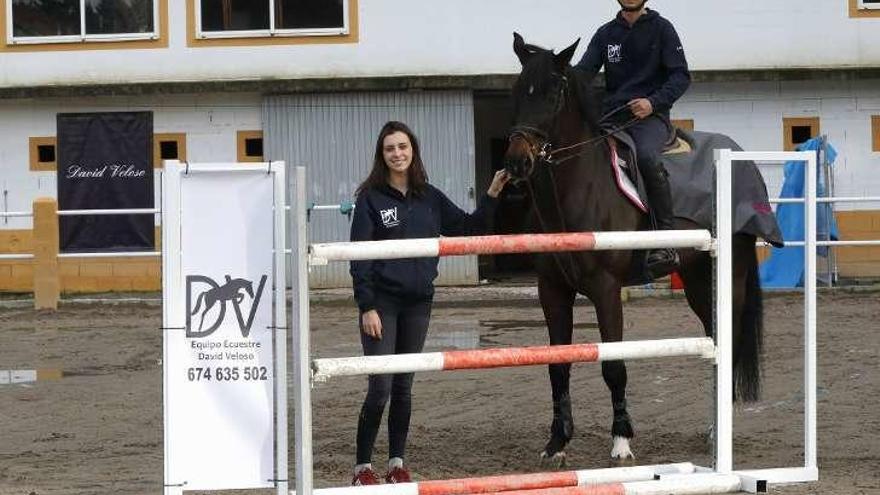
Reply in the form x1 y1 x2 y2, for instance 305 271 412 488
513 32 531 65
555 38 581 70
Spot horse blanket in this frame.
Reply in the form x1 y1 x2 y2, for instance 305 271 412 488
660 130 783 247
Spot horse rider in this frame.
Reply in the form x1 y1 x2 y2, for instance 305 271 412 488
574 0 691 279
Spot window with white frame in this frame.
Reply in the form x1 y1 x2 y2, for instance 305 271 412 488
197 0 348 38
9 0 158 44
859 0 880 9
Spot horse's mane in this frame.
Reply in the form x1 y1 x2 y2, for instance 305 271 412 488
568 68 603 136
517 44 603 135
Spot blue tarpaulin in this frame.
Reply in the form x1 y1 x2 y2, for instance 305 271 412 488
759 137 839 288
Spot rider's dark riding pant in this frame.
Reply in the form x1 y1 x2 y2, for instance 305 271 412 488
356 293 432 465
626 115 675 230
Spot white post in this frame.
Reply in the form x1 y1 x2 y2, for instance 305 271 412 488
714 149 734 474
272 162 289 495
293 167 314 495
804 152 818 473
731 150 820 486
162 161 184 495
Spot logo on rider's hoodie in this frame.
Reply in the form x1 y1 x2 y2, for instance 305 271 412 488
185 274 268 338
607 44 622 63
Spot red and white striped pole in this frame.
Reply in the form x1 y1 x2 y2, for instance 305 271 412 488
289 471 741 495
289 463 698 495
309 230 712 264
312 338 714 382
456 473 742 495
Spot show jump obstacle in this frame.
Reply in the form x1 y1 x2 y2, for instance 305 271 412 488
162 150 819 495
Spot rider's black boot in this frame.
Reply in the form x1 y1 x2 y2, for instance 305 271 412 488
643 167 680 279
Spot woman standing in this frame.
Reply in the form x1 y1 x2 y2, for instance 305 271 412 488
349 121 509 485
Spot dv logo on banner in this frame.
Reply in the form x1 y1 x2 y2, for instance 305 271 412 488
56 112 154 252
163 163 281 491
185 274 268 338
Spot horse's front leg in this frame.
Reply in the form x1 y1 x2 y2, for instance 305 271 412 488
538 275 576 467
586 271 634 462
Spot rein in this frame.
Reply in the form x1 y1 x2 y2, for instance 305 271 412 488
524 163 584 290
509 101 640 168
545 108 640 165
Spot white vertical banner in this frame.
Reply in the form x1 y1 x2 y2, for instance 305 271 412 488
163 162 284 492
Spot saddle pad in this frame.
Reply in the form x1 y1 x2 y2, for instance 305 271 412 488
608 139 648 213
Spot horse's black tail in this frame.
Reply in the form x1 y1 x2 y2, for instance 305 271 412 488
735 243 763 402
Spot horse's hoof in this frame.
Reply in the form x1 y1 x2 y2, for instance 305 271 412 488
539 450 567 469
609 435 635 464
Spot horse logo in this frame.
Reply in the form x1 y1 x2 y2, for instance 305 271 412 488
185 274 268 338
380 207 400 227
607 44 622 63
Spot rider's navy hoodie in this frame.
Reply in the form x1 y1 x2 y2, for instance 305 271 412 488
575 9 690 117
349 183 498 312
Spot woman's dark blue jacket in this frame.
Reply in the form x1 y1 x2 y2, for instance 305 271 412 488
349 183 497 312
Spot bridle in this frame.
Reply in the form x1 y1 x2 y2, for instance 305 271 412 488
507 71 567 161
508 72 641 168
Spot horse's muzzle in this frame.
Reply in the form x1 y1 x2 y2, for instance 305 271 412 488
504 135 537 181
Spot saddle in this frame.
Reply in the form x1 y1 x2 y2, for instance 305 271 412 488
599 122 696 285
603 119 693 214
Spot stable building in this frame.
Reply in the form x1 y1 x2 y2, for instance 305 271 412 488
1 0 879 293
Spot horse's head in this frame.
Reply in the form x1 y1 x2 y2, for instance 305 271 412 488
228 278 254 299
240 280 254 299
504 32 580 181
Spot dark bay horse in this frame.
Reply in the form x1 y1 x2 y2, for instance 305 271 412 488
503 33 763 464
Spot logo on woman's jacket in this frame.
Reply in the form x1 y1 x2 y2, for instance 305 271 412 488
380 207 400 227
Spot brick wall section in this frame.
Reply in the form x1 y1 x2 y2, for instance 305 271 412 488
0 230 33 292
1 213 878 293
0 261 33 292
0 229 32 254
59 257 161 292
0 227 161 293
835 210 880 278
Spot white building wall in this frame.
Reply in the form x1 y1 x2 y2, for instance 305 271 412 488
2 2 879 227
2 1 880 88
0 94 262 230
673 80 880 211
1 80 878 235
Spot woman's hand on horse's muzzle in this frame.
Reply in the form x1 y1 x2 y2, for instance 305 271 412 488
487 170 511 198
503 159 532 182
504 136 537 181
